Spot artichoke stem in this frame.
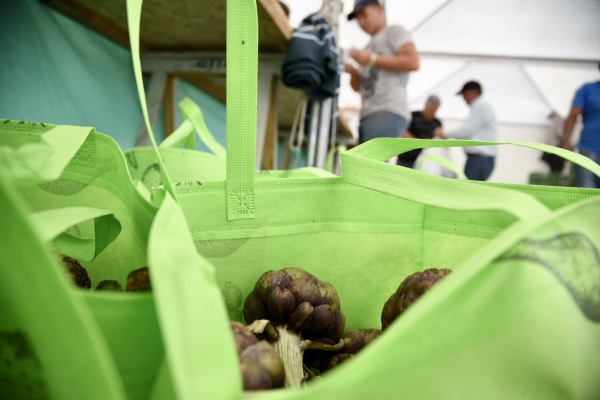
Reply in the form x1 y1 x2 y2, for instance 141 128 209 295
273 327 304 388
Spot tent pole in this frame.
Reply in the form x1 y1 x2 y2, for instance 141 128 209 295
410 0 456 34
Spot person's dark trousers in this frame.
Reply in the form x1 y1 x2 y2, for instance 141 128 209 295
576 149 600 188
358 111 408 144
464 153 495 181
396 158 415 169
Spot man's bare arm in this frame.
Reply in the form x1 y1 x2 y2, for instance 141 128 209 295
344 63 361 92
563 107 582 151
350 43 420 72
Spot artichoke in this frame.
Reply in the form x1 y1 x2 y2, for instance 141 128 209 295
230 321 285 391
126 266 151 292
381 268 452 330
60 256 91 289
95 280 123 292
244 268 345 387
319 328 381 373
341 328 381 354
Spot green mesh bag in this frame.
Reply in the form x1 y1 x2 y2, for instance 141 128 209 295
125 0 600 399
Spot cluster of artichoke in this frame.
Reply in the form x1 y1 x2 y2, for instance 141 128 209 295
381 268 452 330
239 267 452 389
59 255 149 292
243 268 346 387
317 328 381 373
230 321 285 391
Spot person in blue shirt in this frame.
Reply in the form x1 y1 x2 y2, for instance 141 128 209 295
563 63 600 188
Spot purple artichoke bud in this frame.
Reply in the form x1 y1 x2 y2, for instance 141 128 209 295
281 267 315 282
254 270 288 304
316 280 341 311
324 311 345 341
244 295 269 322
231 321 259 356
61 256 91 289
288 302 314 332
240 357 272 391
95 280 123 292
289 277 320 305
245 268 346 388
266 287 296 324
382 268 452 330
240 341 285 389
343 329 381 354
126 266 151 292
320 353 354 372
307 304 335 336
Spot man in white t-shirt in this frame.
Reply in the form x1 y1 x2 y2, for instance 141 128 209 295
344 0 420 144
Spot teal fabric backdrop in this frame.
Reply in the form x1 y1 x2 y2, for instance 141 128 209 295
0 0 226 152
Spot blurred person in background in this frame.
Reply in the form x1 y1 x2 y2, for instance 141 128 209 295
344 0 420 145
397 94 442 168
563 62 600 188
437 81 497 181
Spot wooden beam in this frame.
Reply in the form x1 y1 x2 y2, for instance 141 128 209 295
135 71 167 146
163 75 177 137
257 0 292 52
40 0 151 51
262 75 279 170
177 74 226 103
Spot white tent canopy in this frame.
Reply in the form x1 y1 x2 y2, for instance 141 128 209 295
289 0 600 125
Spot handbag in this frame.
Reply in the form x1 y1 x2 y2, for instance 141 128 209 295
126 0 600 399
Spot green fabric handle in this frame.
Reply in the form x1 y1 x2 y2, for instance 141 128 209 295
0 175 127 400
417 154 468 180
171 97 227 158
342 138 555 220
0 123 93 185
29 207 121 262
126 0 178 202
225 0 258 220
148 192 241 400
127 0 257 217
160 98 227 159
159 119 195 149
350 138 600 176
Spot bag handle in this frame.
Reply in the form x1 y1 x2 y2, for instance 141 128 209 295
147 192 241 400
160 97 227 159
0 122 94 185
127 0 178 201
0 176 127 400
224 0 258 220
417 154 468 180
29 207 121 262
342 138 599 220
127 0 257 215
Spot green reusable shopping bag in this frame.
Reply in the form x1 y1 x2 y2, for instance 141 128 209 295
125 97 227 193
0 118 238 399
0 121 171 400
127 0 600 399
0 138 128 399
124 96 334 199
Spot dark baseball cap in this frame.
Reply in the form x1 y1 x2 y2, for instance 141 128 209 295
456 81 482 95
347 0 381 20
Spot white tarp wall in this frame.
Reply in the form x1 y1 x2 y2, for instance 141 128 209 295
288 0 600 183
